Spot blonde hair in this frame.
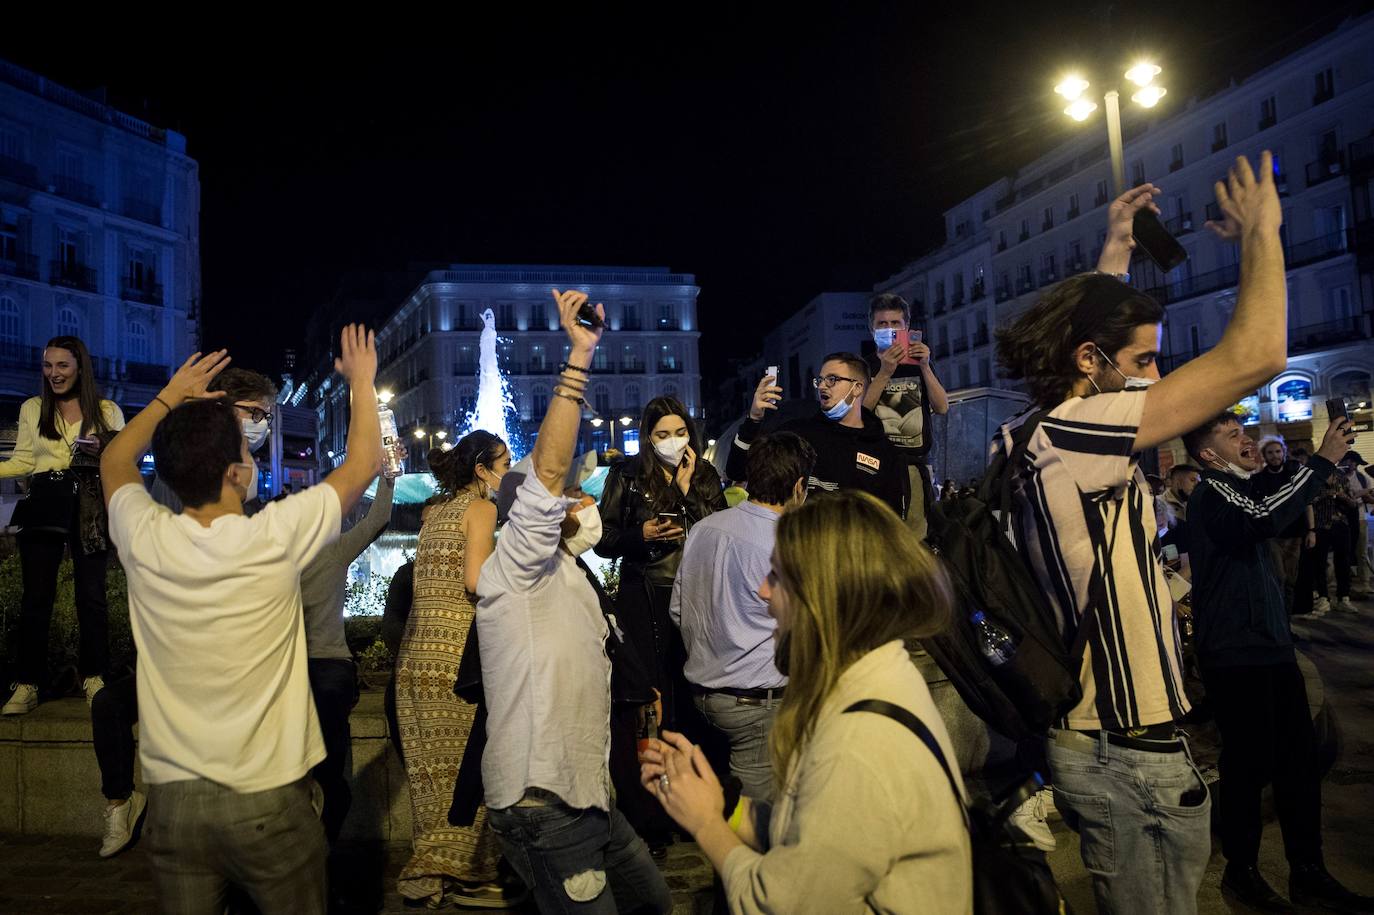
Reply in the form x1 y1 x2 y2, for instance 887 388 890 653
769 491 952 789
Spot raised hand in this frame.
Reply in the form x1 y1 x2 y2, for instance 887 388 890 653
878 340 907 374
1206 152 1282 242
334 324 378 387
1316 416 1355 464
749 372 782 422
552 288 604 358
1108 184 1161 252
160 350 231 407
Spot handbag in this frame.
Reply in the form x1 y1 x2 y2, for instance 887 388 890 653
12 471 78 535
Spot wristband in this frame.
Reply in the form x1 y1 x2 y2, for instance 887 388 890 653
154 396 174 412
560 361 592 376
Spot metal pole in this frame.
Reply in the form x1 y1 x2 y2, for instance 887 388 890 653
1104 89 1127 195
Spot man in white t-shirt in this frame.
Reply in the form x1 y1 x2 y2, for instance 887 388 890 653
996 155 1294 914
100 327 382 914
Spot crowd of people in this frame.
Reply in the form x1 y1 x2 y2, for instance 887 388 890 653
1 150 1373 915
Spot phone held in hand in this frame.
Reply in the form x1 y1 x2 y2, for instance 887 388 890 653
1326 397 1369 436
1132 209 1189 272
765 365 779 382
575 301 605 330
899 330 922 366
657 511 680 524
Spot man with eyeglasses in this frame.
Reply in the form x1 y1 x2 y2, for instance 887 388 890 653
726 352 907 519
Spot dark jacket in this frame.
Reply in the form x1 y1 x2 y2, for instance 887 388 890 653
725 405 909 519
1187 455 1334 668
595 454 726 588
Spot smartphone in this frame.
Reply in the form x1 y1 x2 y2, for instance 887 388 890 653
576 301 605 330
1326 397 1369 436
899 330 923 366
765 365 779 382
73 436 97 446
1132 209 1189 272
657 512 680 524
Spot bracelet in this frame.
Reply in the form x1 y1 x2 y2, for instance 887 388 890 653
557 373 587 387
153 396 174 412
552 388 585 406
557 381 587 395
559 361 592 376
1094 269 1131 284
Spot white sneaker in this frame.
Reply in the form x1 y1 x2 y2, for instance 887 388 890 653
99 791 147 858
2 683 39 715
83 675 106 707
1313 597 1332 616
1008 790 1057 852
1335 597 1358 613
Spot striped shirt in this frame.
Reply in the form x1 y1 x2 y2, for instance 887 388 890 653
1009 391 1189 731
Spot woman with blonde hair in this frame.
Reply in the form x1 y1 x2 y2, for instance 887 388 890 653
641 490 972 914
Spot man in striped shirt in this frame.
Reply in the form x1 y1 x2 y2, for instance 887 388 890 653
995 154 1289 915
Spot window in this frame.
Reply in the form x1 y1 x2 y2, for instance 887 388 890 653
57 306 80 338
952 272 965 303
1212 122 1228 151
0 296 19 343
623 303 640 330
593 384 611 415
1169 143 1184 171
532 384 549 417
1018 219 1029 241
1314 67 1334 104
0 218 15 262
1067 239 1083 269
663 383 679 402
659 344 678 371
657 303 675 328
1327 286 1353 323
529 302 547 329
593 346 610 370
621 343 641 371
1259 95 1277 129
624 383 642 408
127 248 156 292
1188 325 1201 356
0 127 22 161
1318 129 1339 162
58 227 82 269
997 229 1007 251
1095 179 1109 206
497 303 515 329
57 151 83 181
530 343 547 371
1067 193 1079 217
934 280 946 307
459 385 477 417
1042 206 1054 230
127 321 148 362
1132 160 1146 185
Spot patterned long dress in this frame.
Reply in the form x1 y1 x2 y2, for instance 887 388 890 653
395 489 501 899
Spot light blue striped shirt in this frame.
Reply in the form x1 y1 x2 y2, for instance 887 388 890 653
670 500 786 690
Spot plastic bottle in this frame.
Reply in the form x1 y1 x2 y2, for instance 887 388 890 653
378 402 404 479
971 610 1017 667
636 702 659 755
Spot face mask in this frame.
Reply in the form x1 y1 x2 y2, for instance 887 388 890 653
873 328 898 349
230 462 258 503
242 418 269 452
1208 455 1254 480
1093 345 1158 392
822 384 857 421
653 435 690 467
563 502 603 556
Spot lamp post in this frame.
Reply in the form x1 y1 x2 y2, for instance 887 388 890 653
413 427 448 453
1056 63 1166 195
589 415 635 453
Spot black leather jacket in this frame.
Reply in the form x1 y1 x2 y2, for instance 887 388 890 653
594 455 726 587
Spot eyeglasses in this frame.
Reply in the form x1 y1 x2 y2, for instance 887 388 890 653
236 405 273 424
812 374 859 389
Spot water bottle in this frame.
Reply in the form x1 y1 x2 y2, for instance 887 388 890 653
971 610 1016 667
378 402 404 479
636 701 659 756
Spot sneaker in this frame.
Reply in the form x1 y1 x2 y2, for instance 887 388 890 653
1314 597 1332 616
1290 862 1374 913
99 791 147 858
433 879 529 910
1335 597 1359 613
83 675 106 707
2 683 39 715
1008 790 1056 852
1222 864 1295 913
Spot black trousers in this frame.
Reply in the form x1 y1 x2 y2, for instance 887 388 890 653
1202 662 1322 868
91 670 139 800
16 528 109 684
308 658 357 845
1313 526 1352 601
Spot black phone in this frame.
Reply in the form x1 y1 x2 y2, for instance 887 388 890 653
1132 209 1189 272
576 302 604 330
1327 397 1348 422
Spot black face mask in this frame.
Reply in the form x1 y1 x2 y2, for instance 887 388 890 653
774 630 792 677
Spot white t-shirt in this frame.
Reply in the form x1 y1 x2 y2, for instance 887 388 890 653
108 482 342 792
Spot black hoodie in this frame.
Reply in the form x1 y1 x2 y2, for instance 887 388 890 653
726 404 909 519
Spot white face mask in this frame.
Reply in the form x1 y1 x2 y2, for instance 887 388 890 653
653 435 690 467
1093 345 1158 392
1209 456 1255 480
244 461 259 501
873 327 898 349
563 502 603 557
242 418 270 452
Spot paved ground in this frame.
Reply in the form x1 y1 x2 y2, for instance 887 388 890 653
3 608 1372 914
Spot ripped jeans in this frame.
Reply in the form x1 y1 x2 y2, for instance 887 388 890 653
488 797 672 914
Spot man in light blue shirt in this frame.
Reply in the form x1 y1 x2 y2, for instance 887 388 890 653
670 432 815 801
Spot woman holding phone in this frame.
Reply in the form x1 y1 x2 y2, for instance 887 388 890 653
2 336 124 716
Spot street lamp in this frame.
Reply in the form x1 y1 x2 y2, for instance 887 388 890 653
590 415 636 452
414 427 448 454
1055 61 1167 194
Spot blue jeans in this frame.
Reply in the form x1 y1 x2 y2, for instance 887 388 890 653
1046 730 1211 915
488 799 672 914
694 692 779 802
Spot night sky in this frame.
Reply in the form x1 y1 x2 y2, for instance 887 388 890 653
2 1 1349 383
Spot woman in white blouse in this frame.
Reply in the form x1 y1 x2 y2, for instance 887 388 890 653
2 337 124 715
642 490 973 914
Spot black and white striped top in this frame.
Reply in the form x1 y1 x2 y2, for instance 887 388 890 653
1008 391 1189 731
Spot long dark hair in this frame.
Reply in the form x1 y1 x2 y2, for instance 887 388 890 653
995 274 1163 408
633 396 717 510
38 336 111 440
429 430 506 499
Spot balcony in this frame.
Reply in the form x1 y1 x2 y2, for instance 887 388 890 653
1038 267 1059 286
0 155 38 187
122 362 169 386
1018 230 1030 243
657 363 684 374
1042 219 1054 232
619 361 647 374
49 260 97 292
1305 153 1345 187
1165 213 1195 235
1313 86 1334 106
1211 137 1228 153
621 320 642 331
0 341 40 366
970 281 986 302
995 285 1013 303
527 362 557 375
994 192 1016 213
453 363 478 376
1169 158 1184 173
996 239 1007 252
0 253 39 280
1066 207 1080 220
122 197 161 225
1141 228 1353 307
122 277 163 305
1292 316 1369 354
1286 229 1348 268
54 175 100 207
1017 277 1034 294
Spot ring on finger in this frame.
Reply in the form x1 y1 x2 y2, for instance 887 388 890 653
659 774 670 793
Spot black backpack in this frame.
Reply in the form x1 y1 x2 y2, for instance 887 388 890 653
844 700 1071 915
921 410 1085 742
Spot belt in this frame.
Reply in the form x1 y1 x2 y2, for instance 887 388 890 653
1054 726 1183 755
693 684 785 703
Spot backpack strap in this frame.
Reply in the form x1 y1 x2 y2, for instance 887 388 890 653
843 700 969 828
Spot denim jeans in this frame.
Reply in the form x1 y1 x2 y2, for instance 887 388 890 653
694 692 779 802
1046 729 1211 915
487 799 672 914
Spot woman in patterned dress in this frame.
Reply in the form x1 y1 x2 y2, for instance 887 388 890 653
395 430 514 907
